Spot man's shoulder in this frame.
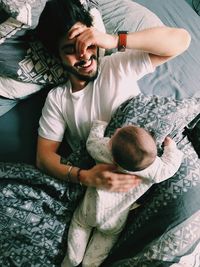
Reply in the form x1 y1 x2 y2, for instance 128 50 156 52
98 52 124 75
100 50 144 70
100 52 123 63
47 82 69 98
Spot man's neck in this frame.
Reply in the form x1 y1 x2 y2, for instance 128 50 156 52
70 76 88 93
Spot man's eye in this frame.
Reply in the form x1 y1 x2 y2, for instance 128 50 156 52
64 45 76 55
88 45 95 50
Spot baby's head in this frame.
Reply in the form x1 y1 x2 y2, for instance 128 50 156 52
111 125 157 171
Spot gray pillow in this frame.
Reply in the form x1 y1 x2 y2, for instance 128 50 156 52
105 94 200 147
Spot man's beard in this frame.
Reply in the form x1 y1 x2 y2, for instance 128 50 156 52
63 55 99 82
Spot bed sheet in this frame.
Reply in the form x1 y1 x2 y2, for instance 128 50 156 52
136 0 200 99
1 94 200 267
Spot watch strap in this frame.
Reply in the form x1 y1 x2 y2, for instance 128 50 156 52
118 31 128 52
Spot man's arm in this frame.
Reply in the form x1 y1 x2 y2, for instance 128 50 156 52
69 25 191 68
127 27 191 67
36 136 74 181
36 136 141 192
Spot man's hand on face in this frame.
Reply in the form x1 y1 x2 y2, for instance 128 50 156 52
79 164 141 192
68 22 118 57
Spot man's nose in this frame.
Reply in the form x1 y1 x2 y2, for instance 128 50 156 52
78 53 89 61
78 49 92 61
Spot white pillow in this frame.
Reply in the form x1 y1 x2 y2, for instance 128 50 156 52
90 6 106 57
0 76 42 99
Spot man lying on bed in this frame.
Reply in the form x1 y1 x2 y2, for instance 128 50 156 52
36 0 190 194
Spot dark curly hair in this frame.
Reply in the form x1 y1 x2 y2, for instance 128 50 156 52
36 0 93 55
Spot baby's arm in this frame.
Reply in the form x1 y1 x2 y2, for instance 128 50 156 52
86 120 113 164
153 137 183 183
87 120 108 140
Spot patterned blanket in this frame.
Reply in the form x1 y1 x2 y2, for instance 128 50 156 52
0 94 200 267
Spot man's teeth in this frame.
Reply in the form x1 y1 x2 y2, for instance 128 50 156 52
78 59 92 68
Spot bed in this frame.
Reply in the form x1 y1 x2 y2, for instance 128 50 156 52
0 0 200 266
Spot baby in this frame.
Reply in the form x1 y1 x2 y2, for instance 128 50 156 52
62 120 183 267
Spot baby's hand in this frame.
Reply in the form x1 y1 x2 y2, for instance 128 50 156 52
163 136 176 147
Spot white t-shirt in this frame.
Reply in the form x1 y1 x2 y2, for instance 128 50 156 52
38 50 154 150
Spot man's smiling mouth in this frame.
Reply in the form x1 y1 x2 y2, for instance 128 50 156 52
75 54 97 71
77 59 93 69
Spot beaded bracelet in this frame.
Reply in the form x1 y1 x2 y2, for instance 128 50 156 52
66 166 83 185
76 168 83 186
66 165 73 182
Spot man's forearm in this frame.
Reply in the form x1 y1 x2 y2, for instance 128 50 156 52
125 26 191 57
36 151 81 183
70 24 190 63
